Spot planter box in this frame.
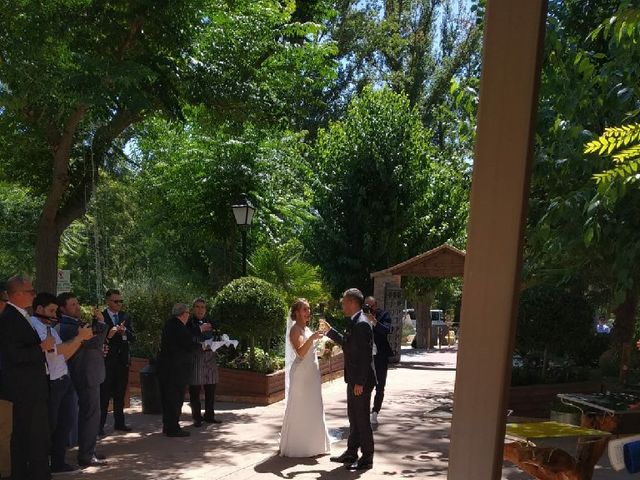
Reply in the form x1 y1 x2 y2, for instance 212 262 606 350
508 381 603 418
128 353 344 406
217 352 345 405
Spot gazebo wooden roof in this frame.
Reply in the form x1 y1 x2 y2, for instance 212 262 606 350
371 244 466 278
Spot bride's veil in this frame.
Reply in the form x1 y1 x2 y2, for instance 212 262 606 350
284 307 297 406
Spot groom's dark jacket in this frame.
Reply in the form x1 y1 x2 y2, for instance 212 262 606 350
327 311 377 388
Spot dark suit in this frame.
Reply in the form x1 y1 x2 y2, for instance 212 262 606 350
100 309 135 430
157 316 199 433
59 315 108 463
372 309 393 413
0 304 50 480
326 311 376 461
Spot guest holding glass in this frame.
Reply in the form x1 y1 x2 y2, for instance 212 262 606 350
31 292 93 473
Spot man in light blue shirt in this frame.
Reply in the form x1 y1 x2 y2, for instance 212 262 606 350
31 293 92 474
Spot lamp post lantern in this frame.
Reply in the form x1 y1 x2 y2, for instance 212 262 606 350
232 194 256 276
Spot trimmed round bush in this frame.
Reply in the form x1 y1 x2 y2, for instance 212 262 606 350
211 276 287 354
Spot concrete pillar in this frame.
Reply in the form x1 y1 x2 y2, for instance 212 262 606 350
447 1 548 478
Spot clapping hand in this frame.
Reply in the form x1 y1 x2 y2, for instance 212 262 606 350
107 326 119 339
200 323 212 333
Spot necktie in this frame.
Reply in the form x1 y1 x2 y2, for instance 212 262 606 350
114 313 119 325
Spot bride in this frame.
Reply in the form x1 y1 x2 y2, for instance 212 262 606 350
279 298 331 457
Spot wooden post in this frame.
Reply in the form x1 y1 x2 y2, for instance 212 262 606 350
448 1 548 478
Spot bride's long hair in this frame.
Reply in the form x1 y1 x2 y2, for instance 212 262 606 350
284 298 310 405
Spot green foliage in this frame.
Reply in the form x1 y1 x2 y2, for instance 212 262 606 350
309 86 469 295
0 183 41 276
249 241 329 306
0 0 336 291
525 0 640 331
515 285 608 369
589 124 640 187
123 279 198 359
211 276 287 350
218 346 285 374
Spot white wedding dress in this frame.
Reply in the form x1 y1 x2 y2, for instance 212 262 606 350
279 325 331 457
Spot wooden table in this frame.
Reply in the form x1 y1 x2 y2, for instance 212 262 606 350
503 421 611 480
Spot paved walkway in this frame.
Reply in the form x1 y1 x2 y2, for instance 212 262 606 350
75 347 631 479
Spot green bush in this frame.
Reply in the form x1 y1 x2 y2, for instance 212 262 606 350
218 346 285 374
124 280 197 359
211 276 286 368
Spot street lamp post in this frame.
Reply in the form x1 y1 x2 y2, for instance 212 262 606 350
232 194 256 276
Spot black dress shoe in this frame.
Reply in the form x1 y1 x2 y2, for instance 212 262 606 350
346 459 373 471
193 419 203 428
98 429 106 437
95 452 107 460
330 452 358 464
114 424 132 432
165 429 190 437
78 455 107 467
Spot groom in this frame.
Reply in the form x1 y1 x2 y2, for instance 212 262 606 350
326 288 377 471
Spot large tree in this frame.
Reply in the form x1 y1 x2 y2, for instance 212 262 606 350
525 0 640 375
309 86 468 296
0 0 334 292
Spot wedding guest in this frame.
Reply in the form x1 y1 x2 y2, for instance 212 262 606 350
158 303 200 437
0 283 13 479
31 293 93 473
0 276 51 480
58 292 109 467
187 298 220 427
100 289 135 435
364 296 393 425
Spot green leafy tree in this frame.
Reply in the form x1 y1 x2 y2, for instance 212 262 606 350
0 0 335 292
309 86 468 297
526 0 640 374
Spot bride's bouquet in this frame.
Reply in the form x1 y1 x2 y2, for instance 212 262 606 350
316 335 336 361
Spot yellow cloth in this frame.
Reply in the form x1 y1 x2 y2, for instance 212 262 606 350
0 399 12 477
506 421 611 440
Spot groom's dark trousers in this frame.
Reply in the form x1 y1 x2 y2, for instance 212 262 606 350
327 312 377 462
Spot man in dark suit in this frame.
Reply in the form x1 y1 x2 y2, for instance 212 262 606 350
0 276 52 480
364 296 393 425
58 292 109 468
0 282 12 479
326 288 377 471
158 303 200 437
100 289 135 434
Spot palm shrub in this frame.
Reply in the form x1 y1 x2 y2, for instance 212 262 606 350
249 241 329 306
211 276 286 370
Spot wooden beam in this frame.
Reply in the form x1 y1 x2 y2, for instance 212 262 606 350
448 1 548 479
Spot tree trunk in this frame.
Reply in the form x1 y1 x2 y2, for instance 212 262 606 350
34 219 63 294
613 287 639 384
415 291 435 349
